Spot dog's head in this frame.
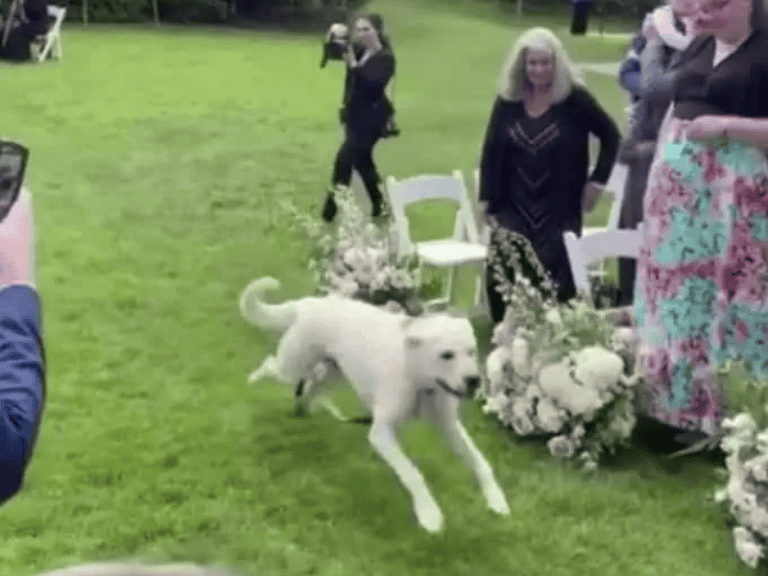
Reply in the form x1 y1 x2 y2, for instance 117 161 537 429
403 315 481 399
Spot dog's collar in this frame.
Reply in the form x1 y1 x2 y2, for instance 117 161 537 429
434 378 470 399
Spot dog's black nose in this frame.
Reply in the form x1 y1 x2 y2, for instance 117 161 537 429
465 376 481 394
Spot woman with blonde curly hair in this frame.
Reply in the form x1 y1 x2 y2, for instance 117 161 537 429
479 27 621 322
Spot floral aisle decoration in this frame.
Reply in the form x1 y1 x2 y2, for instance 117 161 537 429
283 184 423 315
704 361 768 570
481 220 641 470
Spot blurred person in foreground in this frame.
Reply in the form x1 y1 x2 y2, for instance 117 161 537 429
0 184 45 506
478 27 620 323
633 0 768 442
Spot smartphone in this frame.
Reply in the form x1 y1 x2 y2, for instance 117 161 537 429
0 140 28 224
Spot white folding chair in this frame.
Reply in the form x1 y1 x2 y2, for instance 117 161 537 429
385 170 488 312
472 167 492 314
582 161 630 237
34 5 66 62
563 224 644 303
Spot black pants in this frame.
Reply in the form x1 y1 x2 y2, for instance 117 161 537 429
570 2 592 35
332 127 383 212
0 25 35 62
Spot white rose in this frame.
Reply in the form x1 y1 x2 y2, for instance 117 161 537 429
544 308 563 326
538 361 603 420
535 397 568 434
714 488 729 504
334 277 359 297
510 336 531 378
524 383 544 401
755 430 768 452
482 393 508 416
747 505 768 539
723 413 759 436
511 413 536 436
492 321 516 348
733 526 765 569
571 424 586 440
547 435 577 458
571 346 625 394
730 488 759 526
511 396 535 420
744 453 768 484
486 348 511 397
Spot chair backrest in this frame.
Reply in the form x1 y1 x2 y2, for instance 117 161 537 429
604 162 629 230
47 4 66 26
563 224 644 295
384 170 480 256
472 167 490 245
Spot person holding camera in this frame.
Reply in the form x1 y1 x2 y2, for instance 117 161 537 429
0 185 46 506
321 13 396 222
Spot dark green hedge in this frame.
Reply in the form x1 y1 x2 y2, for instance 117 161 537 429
57 0 367 25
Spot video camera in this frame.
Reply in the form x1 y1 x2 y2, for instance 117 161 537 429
320 23 351 68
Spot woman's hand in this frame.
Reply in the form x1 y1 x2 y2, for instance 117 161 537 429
0 186 35 289
673 116 729 142
582 181 603 212
642 13 659 40
343 45 357 68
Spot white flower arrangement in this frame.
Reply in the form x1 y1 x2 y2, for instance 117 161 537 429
482 224 640 470
709 362 768 570
283 185 423 315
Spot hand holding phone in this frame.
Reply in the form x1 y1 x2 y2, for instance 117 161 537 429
0 140 28 225
0 141 34 289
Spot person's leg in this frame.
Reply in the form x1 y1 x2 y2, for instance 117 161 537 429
331 132 355 188
353 135 384 217
323 131 357 222
617 256 637 306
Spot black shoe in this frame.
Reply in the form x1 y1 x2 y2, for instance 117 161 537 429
321 192 337 222
371 202 382 218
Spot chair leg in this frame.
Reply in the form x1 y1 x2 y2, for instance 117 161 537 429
445 266 456 307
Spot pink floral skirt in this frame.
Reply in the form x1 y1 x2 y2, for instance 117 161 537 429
633 121 768 435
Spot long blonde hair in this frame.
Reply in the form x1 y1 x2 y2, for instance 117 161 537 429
496 27 585 103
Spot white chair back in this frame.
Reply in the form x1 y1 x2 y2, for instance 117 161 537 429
37 5 66 62
563 224 644 296
385 170 480 257
604 162 629 230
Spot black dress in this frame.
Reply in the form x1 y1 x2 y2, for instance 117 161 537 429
479 86 620 321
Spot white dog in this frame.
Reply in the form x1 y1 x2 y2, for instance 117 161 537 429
240 277 511 532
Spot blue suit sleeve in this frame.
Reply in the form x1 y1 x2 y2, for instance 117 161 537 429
0 285 45 506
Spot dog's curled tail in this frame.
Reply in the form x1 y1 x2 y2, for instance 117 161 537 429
239 277 297 333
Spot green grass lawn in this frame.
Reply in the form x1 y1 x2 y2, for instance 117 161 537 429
0 1 751 575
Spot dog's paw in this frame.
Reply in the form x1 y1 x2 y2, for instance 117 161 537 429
415 500 444 533
486 485 511 516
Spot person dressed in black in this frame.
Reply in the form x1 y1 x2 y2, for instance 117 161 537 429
479 27 620 323
322 13 396 222
1 0 49 62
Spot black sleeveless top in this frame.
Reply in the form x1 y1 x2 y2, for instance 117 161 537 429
673 29 768 120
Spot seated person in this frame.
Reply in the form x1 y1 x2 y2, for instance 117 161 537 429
1 0 50 62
